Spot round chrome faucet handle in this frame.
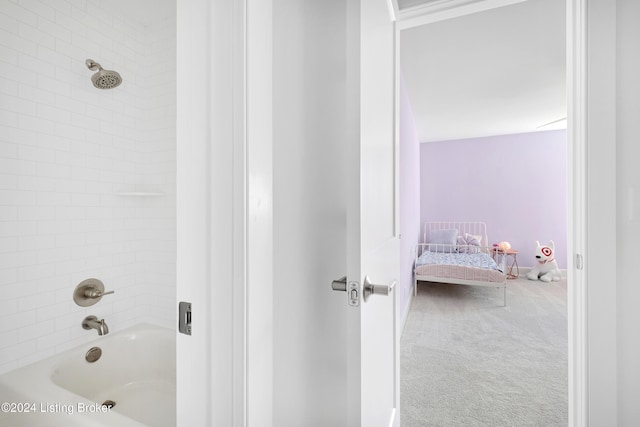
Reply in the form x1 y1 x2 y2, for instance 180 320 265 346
73 278 113 307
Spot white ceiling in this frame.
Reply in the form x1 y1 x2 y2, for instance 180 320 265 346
398 0 440 9
400 0 566 142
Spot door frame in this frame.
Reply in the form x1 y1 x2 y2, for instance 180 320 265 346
390 0 618 425
177 0 617 425
176 0 273 425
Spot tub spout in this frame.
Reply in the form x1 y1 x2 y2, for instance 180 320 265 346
100 319 109 335
82 316 109 336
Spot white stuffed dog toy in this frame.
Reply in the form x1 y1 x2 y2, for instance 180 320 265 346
526 240 561 282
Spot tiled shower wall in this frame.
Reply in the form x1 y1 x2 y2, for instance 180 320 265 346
0 0 176 374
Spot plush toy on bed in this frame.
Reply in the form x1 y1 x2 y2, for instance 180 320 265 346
526 240 562 282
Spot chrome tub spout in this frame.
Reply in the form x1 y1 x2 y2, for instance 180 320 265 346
82 316 109 336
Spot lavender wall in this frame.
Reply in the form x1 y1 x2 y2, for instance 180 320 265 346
420 130 567 269
399 79 421 316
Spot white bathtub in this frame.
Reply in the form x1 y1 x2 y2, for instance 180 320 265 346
0 323 175 427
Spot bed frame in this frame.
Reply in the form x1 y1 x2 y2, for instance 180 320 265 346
414 221 507 305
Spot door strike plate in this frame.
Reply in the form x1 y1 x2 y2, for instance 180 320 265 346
178 301 192 335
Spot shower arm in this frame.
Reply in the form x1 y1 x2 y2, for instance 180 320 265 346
85 59 103 71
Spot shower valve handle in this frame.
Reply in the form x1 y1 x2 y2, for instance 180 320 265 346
73 279 114 307
84 289 115 299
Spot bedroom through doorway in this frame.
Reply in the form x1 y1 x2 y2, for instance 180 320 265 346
396 0 569 425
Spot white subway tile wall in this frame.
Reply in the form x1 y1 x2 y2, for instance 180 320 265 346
0 0 176 374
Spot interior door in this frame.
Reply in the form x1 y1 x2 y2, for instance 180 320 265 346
344 1 400 426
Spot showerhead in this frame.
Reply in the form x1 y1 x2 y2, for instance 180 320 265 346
85 59 122 90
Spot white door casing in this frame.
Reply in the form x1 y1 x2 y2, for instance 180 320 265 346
176 0 251 425
176 1 216 425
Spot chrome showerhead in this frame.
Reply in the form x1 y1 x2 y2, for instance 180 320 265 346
85 59 122 90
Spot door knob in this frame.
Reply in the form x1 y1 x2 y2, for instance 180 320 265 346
362 275 395 302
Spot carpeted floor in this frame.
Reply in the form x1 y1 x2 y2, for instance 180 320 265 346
401 276 567 427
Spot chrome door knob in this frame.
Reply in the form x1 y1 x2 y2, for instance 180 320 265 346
362 276 396 302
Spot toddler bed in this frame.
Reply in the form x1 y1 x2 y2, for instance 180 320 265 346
414 221 507 305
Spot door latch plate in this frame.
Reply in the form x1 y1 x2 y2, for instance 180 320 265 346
178 301 191 335
348 281 359 307
331 277 359 307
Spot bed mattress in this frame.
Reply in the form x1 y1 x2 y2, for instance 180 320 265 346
414 251 505 283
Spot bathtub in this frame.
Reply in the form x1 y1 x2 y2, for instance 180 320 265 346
0 323 175 427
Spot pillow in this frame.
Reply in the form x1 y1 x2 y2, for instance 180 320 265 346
457 233 482 253
428 229 458 253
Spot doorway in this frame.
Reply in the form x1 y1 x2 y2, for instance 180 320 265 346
396 0 570 424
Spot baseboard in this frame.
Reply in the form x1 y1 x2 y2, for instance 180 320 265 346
401 287 413 336
518 267 568 279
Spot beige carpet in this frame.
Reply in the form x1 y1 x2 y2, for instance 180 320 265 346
401 276 567 426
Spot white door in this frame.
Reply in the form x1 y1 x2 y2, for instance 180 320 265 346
342 1 400 426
